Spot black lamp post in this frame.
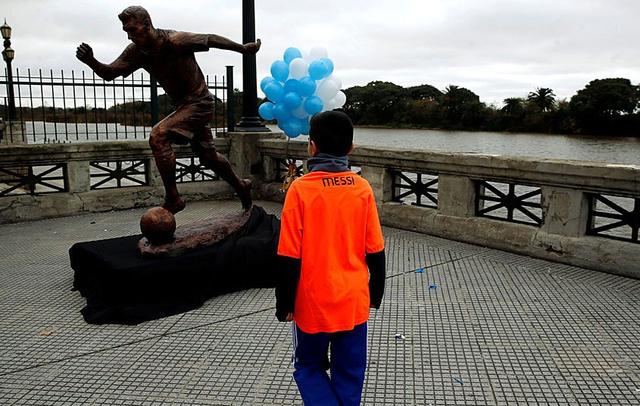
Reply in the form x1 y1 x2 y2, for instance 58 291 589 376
236 0 268 132
1 19 16 121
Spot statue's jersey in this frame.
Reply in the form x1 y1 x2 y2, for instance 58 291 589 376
114 29 211 104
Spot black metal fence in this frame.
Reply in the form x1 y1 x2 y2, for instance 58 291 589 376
0 67 234 144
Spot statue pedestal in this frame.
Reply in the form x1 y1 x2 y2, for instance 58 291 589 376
69 206 280 324
138 208 251 257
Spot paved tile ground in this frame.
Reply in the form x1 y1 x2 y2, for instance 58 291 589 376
0 199 639 405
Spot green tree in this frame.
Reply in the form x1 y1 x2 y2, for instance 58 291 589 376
550 99 573 134
441 85 484 129
407 84 442 101
570 78 639 115
405 99 441 127
498 97 527 131
501 97 525 116
527 87 556 112
569 78 640 135
343 81 408 125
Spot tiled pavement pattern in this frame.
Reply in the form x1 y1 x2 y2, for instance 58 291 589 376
1 200 639 405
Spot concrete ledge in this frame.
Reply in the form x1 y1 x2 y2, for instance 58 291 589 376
257 139 640 195
380 202 640 279
0 181 233 223
0 140 230 164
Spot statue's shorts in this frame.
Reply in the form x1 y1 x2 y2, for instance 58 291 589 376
155 95 217 153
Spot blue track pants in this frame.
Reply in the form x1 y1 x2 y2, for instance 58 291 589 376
292 322 367 406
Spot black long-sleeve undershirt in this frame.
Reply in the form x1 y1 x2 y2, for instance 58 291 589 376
366 250 386 309
275 256 301 322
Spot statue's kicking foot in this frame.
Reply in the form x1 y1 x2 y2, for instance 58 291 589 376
238 179 253 211
163 196 186 214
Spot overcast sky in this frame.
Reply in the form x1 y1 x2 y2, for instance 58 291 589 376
3 0 639 105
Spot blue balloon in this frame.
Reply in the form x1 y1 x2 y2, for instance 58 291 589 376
300 118 311 135
273 103 291 122
304 96 324 115
320 58 334 75
277 120 287 132
282 119 302 138
284 79 301 94
308 60 330 80
284 92 303 109
298 77 317 97
271 60 289 82
258 102 275 120
283 47 303 64
260 76 276 92
264 81 284 103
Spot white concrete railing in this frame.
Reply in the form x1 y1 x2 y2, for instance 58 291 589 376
257 139 640 278
0 140 234 222
0 131 284 223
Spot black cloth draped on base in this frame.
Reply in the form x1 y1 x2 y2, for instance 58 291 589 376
69 206 280 325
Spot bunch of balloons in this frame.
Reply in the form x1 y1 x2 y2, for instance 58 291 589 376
259 46 346 138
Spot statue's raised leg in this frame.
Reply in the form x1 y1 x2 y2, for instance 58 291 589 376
149 124 186 214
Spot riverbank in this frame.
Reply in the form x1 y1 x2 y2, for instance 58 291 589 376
355 123 640 138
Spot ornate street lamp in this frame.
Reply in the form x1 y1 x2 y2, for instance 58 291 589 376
0 19 11 40
1 19 16 121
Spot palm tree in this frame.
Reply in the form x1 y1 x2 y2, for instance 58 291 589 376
501 97 524 115
527 87 556 112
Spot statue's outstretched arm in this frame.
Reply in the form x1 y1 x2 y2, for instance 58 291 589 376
76 43 137 81
206 34 261 54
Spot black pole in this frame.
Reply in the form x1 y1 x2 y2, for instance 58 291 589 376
226 65 235 132
5 60 16 121
236 0 268 132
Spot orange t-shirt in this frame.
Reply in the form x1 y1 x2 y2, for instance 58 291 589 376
277 170 385 334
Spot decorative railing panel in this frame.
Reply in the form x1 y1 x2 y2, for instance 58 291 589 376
391 171 438 208
90 160 148 189
0 163 66 196
476 180 542 226
175 157 219 183
587 194 639 244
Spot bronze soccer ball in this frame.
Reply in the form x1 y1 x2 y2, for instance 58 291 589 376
140 206 176 245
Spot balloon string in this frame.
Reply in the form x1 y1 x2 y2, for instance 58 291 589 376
285 135 290 160
281 136 297 192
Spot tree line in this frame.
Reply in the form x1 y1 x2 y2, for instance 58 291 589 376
4 77 638 136
342 78 640 136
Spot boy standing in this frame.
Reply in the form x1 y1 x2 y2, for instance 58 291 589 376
276 111 386 405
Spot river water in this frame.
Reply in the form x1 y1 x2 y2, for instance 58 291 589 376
350 128 639 166
14 121 640 166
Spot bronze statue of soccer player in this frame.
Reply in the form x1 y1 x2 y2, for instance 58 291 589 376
76 6 260 213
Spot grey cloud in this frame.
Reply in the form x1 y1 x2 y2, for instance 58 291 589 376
3 0 639 105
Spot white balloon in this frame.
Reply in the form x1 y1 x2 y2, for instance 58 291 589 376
316 79 339 102
329 75 342 90
309 46 328 61
289 58 308 79
324 96 340 112
292 104 309 119
301 50 312 63
332 91 347 108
